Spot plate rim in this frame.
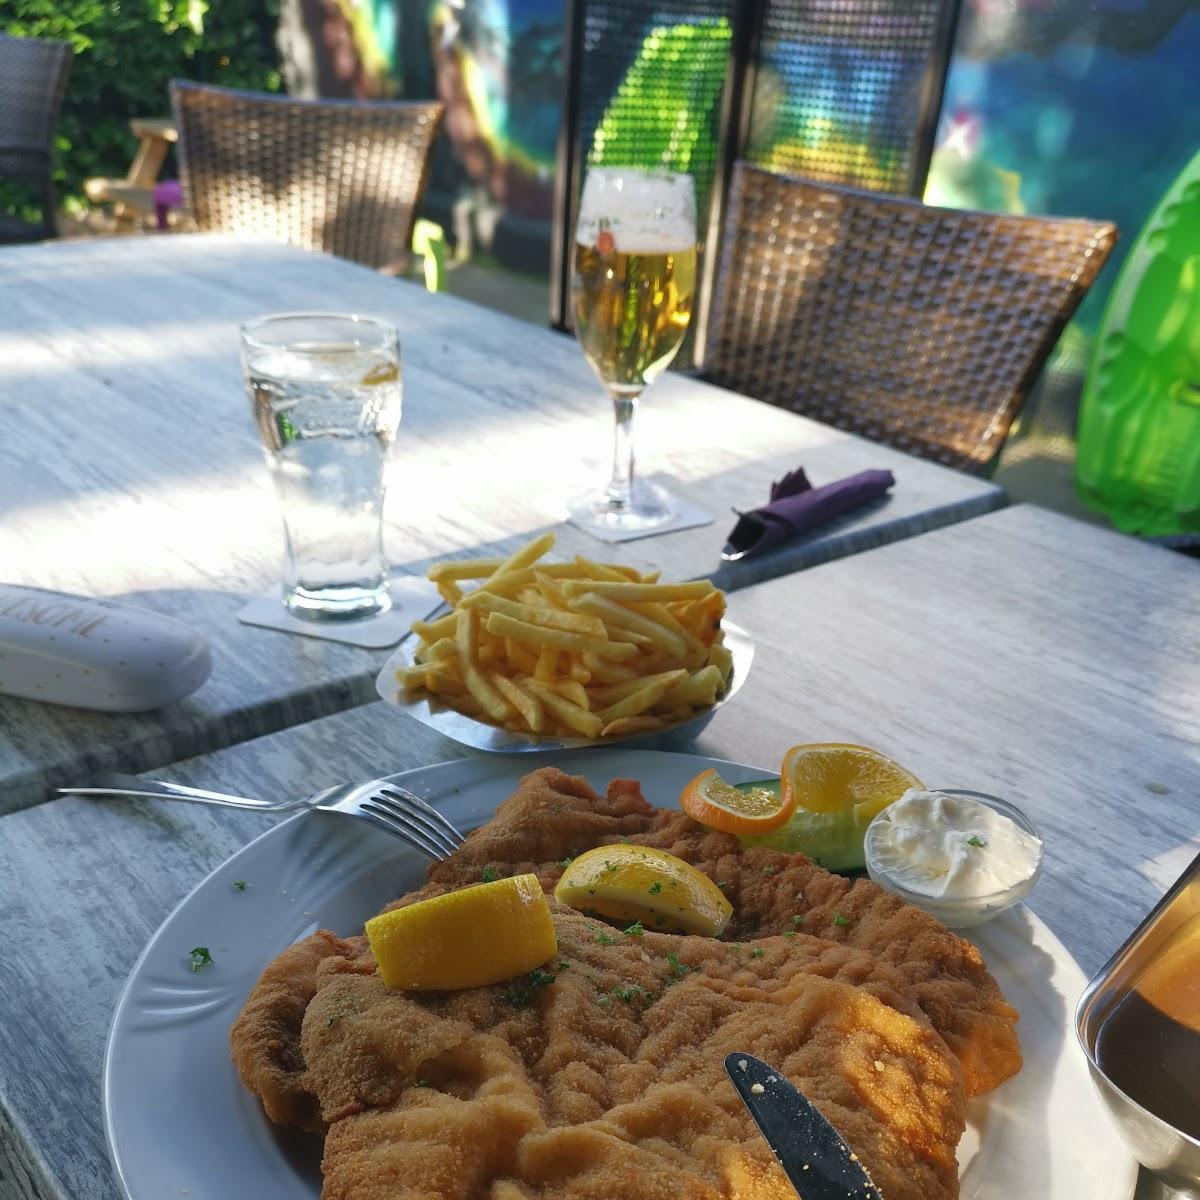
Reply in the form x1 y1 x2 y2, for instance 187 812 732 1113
102 749 1140 1200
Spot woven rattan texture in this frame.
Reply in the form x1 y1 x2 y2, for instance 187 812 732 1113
706 164 1117 473
171 82 442 270
0 33 72 241
743 0 946 193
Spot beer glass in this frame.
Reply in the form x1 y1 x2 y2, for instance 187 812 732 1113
241 313 402 621
569 168 697 533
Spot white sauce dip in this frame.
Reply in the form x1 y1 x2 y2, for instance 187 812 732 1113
867 790 1042 900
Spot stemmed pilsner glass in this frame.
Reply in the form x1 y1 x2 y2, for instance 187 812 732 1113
568 167 698 534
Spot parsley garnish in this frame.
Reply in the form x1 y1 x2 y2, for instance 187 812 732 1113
967 835 987 848
648 880 663 895
558 960 570 971
415 1078 430 1087
750 947 764 958
833 913 851 927
559 856 574 868
596 930 617 946
232 881 248 891
624 921 644 937
482 866 499 882
784 931 797 941
189 946 213 972
790 915 803 926
762 866 776 877
503 968 558 1007
666 953 691 979
325 1012 342 1027
612 985 635 1002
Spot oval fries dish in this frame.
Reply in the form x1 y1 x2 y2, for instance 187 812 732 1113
374 534 755 752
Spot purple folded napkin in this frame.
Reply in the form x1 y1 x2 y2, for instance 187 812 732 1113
723 467 896 560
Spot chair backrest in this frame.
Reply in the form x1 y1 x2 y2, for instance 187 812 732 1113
740 0 959 196
0 33 72 233
171 82 443 271
704 162 1117 473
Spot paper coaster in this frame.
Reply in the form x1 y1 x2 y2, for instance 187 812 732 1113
236 576 443 649
566 478 715 544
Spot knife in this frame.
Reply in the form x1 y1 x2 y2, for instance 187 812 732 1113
724 1052 885 1200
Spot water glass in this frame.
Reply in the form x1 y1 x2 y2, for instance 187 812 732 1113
240 313 402 621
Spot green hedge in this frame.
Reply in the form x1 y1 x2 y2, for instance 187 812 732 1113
2 0 281 219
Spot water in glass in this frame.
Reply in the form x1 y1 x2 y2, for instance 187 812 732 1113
242 314 401 621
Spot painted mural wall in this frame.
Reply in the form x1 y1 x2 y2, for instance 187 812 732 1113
289 0 1198 297
926 0 1200 395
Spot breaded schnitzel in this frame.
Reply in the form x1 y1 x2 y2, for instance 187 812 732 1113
231 766 1020 1197
298 910 964 1200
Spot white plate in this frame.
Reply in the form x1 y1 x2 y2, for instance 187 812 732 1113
374 622 755 753
104 749 1138 1200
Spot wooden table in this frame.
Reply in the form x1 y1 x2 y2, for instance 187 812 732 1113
0 233 1002 812
0 502 1193 1199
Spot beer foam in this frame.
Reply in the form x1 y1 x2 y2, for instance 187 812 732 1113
575 168 697 253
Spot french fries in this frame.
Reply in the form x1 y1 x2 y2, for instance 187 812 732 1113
398 533 735 740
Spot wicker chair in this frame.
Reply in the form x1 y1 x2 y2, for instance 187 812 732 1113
704 163 1118 473
171 82 443 271
0 33 72 244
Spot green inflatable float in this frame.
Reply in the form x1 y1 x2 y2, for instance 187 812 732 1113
1076 148 1200 537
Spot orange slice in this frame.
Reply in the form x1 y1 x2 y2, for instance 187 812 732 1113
780 743 923 816
679 767 797 836
365 873 556 990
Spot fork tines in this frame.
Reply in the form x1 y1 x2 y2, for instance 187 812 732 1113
359 786 465 861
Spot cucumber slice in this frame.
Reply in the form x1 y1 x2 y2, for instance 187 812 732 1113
735 778 881 872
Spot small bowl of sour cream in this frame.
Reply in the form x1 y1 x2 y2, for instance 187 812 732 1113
864 789 1044 928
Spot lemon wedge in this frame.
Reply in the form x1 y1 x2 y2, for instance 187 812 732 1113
365 873 557 990
554 845 732 936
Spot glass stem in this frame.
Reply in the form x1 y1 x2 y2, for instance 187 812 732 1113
606 393 640 511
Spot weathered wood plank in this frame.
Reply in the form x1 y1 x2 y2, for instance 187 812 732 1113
0 234 1002 812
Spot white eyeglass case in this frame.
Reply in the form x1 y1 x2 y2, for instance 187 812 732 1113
0 583 212 712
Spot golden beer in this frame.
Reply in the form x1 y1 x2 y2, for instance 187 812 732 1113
572 242 697 395
566 167 697 532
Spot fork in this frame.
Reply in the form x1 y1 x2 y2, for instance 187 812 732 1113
56 773 467 861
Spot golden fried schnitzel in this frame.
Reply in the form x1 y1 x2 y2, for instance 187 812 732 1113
299 910 964 1200
232 767 1020 1198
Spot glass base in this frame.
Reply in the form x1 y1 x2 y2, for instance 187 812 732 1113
284 581 392 622
566 478 674 534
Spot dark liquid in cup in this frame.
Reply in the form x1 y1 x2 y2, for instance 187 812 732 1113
1095 916 1200 1139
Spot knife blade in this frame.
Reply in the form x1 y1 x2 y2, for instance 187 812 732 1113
724 1052 885 1200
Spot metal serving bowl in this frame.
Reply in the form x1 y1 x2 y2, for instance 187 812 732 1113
1074 849 1200 1191
375 620 755 753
